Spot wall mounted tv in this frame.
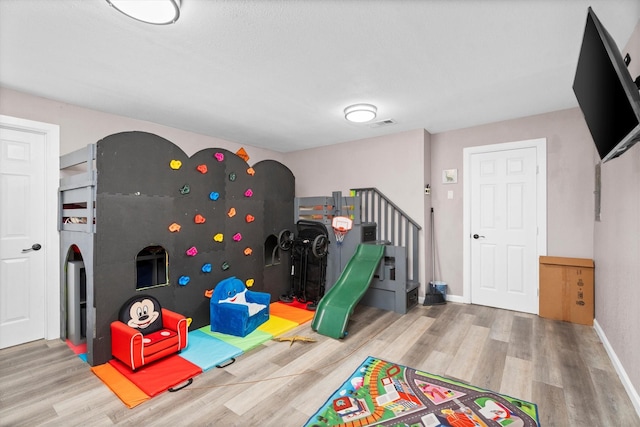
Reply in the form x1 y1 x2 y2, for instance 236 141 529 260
573 7 640 163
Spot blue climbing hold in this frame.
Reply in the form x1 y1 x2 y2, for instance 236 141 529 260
209 191 220 201
202 263 212 273
178 276 190 286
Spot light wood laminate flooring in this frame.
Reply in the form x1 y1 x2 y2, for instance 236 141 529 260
1 302 638 426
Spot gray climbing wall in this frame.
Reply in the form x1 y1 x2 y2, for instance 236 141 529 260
91 131 294 365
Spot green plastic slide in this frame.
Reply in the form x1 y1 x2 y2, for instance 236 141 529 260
311 243 385 339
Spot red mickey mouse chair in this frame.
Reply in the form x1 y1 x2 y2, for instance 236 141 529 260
111 295 188 370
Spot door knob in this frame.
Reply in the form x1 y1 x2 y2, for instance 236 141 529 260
472 234 485 239
22 243 42 253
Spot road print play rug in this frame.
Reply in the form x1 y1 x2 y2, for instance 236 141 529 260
305 356 540 427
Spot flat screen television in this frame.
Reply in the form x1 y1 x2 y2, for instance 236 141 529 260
573 7 640 163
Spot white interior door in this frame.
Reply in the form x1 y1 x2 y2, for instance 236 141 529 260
467 142 543 314
0 126 47 348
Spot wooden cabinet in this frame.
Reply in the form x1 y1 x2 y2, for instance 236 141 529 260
539 256 594 326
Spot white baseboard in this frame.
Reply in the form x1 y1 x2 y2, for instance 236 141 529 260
445 294 465 304
418 294 465 305
593 319 640 419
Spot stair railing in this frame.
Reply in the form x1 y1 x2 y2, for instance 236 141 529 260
351 187 422 286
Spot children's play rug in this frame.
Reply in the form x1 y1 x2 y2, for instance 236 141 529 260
90 302 314 408
305 356 540 427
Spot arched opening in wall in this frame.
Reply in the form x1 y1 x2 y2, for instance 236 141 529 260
136 245 168 290
65 245 86 345
264 235 281 267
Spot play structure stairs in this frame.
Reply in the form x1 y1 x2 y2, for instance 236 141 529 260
351 187 422 287
311 243 386 338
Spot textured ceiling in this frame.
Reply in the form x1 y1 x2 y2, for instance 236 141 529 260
1 0 639 152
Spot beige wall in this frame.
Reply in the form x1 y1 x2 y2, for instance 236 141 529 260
430 107 597 296
0 87 283 163
594 19 640 403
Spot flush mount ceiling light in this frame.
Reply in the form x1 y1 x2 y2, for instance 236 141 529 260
106 0 180 25
344 104 377 123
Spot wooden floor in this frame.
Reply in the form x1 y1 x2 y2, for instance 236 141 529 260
1 302 639 426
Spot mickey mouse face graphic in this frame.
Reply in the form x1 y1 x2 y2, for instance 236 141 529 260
127 298 160 330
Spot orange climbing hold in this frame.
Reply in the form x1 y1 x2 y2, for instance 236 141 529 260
246 167 255 176
168 222 181 232
227 207 236 218
236 147 250 162
243 247 253 256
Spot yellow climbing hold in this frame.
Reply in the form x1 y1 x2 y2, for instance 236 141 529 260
245 278 255 288
213 233 224 242
170 159 182 169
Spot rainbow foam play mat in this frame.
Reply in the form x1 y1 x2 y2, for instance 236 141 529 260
89 302 314 408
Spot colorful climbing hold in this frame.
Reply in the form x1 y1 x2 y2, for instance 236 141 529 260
214 152 224 162
209 191 220 201
194 214 206 224
213 233 224 242
233 233 242 242
170 160 182 169
244 188 253 197
227 207 236 218
236 147 249 162
245 214 255 223
243 247 253 256
202 263 212 273
245 278 255 288
178 276 190 286
180 184 190 195
246 167 255 176
229 172 236 181
221 261 230 271
186 246 198 257
168 222 181 232
197 164 208 174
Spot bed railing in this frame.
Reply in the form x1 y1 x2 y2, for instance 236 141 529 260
59 144 96 233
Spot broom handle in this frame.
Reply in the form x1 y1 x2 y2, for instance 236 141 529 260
431 207 435 286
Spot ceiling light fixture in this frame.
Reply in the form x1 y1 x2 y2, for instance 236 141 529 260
344 104 377 123
106 0 181 25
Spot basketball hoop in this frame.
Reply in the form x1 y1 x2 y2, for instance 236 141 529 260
332 216 353 244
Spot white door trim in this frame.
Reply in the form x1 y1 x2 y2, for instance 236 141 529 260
462 138 547 305
0 115 60 341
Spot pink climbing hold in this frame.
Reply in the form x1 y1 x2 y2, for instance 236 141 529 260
244 188 253 197
186 246 198 256
232 233 242 242
214 152 225 162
